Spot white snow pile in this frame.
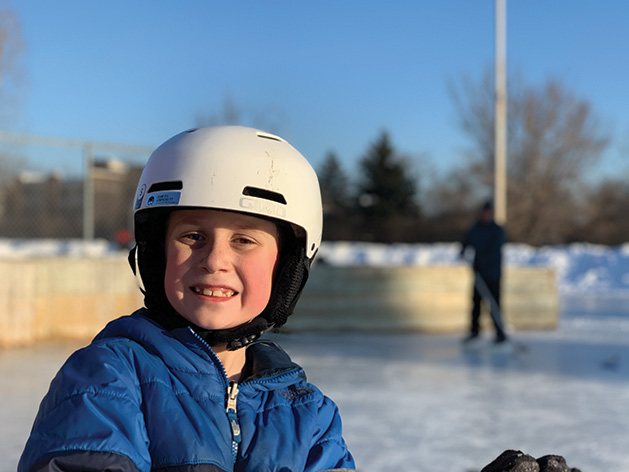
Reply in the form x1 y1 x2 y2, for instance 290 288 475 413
319 241 629 296
0 238 115 258
2 238 629 296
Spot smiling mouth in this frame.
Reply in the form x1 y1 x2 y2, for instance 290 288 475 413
191 287 236 298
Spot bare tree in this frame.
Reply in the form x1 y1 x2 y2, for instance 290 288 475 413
0 3 27 204
450 69 609 244
194 97 286 135
194 97 243 128
448 71 496 190
570 179 629 245
0 3 26 123
422 168 479 242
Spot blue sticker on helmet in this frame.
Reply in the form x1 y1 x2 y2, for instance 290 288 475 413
145 191 181 207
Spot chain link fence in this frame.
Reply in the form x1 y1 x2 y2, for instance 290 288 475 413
0 132 153 244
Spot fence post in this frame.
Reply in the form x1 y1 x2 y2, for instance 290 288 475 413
83 144 94 240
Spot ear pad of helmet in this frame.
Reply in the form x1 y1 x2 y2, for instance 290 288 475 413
260 241 311 329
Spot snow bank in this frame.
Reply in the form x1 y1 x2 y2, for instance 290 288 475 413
320 241 629 296
3 239 629 295
0 239 117 258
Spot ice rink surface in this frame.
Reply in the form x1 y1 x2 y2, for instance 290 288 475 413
3 294 628 472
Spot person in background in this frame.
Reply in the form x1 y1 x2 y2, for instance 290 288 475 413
460 201 508 345
18 126 355 472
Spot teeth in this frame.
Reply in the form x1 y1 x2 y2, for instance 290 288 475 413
192 287 235 297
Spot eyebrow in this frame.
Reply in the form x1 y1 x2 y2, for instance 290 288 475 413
172 215 278 235
232 221 279 235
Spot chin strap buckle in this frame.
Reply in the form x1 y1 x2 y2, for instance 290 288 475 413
226 322 276 351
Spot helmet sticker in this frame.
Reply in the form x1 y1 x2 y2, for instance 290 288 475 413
239 196 286 218
145 191 181 207
134 184 147 210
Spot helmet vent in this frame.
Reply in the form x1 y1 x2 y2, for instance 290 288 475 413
242 186 287 204
148 180 183 193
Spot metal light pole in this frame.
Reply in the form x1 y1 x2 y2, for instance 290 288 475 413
494 0 507 225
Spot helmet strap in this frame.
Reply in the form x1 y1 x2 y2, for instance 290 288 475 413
132 210 312 351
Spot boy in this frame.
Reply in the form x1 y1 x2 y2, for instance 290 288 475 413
19 126 355 472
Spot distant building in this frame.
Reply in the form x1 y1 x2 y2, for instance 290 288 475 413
0 158 143 240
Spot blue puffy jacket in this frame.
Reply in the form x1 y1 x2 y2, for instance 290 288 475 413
19 310 355 472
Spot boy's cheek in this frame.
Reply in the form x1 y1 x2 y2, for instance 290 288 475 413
246 273 275 308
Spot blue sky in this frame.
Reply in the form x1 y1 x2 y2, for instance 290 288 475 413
5 0 629 182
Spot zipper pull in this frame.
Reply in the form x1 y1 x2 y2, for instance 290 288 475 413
226 381 241 461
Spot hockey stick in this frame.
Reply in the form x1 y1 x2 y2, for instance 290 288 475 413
473 270 506 335
473 271 531 355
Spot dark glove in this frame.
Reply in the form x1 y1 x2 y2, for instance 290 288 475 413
480 450 581 472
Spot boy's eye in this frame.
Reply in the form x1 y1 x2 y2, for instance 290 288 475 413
234 236 255 245
184 233 203 242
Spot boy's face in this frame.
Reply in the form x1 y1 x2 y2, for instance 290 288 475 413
164 209 279 330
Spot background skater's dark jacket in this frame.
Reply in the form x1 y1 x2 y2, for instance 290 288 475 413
461 220 506 282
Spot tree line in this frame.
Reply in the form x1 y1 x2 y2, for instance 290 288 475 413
2 5 627 246
319 71 629 246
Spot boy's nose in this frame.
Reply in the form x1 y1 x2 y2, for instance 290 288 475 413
198 240 230 273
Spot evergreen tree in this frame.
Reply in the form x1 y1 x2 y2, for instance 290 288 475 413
317 151 353 241
318 152 349 215
357 131 418 218
355 131 420 242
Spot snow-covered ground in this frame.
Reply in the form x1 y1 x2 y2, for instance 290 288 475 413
2 241 629 471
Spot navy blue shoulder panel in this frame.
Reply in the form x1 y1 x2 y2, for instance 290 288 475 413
26 450 141 472
26 450 229 472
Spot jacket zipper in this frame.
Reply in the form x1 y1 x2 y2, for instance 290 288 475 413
226 381 241 464
186 332 303 465
187 329 243 464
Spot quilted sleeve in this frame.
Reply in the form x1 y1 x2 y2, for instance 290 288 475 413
18 341 151 472
305 394 355 472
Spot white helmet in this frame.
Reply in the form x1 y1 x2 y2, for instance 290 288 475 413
130 126 323 348
134 126 322 259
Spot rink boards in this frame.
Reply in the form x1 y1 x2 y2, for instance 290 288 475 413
0 257 557 347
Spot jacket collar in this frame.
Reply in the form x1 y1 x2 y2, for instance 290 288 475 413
243 340 304 382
